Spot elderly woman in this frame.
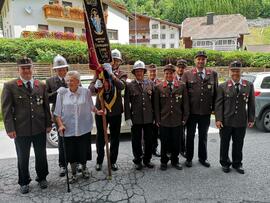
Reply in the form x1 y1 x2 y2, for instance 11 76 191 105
54 71 103 183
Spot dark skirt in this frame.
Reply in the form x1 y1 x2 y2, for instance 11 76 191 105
64 132 92 164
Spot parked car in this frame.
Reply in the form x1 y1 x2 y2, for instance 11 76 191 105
46 75 131 147
242 72 270 132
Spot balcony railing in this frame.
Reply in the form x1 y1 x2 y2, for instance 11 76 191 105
43 4 84 22
129 38 150 43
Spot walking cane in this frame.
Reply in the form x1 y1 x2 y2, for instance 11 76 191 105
99 93 112 179
61 130 71 192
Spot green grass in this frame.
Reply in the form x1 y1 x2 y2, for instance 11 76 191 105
245 27 270 45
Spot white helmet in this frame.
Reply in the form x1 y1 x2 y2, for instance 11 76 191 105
111 49 122 61
132 60 146 74
53 54 69 69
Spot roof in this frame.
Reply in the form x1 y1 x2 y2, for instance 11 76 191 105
245 44 270 53
181 14 249 40
103 0 131 18
132 13 181 29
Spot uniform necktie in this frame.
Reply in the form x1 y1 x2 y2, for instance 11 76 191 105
168 82 173 93
26 81 32 93
139 81 144 90
235 83 240 94
61 78 67 87
198 72 204 80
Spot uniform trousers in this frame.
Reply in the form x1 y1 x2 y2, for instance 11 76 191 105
186 114 211 162
219 126 246 168
95 114 121 165
160 125 182 164
131 123 153 165
14 133 48 186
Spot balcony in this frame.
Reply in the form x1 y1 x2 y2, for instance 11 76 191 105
43 4 84 24
129 38 150 43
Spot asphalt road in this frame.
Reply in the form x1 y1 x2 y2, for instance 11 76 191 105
0 121 269 203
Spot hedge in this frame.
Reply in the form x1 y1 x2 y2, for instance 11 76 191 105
0 38 270 67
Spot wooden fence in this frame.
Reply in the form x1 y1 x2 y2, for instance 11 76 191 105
0 63 268 82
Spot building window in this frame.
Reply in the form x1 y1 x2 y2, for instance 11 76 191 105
64 27 74 33
162 44 166 48
161 25 166 29
142 35 146 39
170 44 175 48
194 40 213 47
62 1 72 7
152 44 157 48
152 24 158 29
108 29 118 40
170 34 175 39
38 24 48 31
215 39 235 46
161 34 166 39
152 34 159 39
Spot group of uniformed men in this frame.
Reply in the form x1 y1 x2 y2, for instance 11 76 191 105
1 49 255 194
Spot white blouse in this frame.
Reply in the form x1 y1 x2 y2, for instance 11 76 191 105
54 87 95 137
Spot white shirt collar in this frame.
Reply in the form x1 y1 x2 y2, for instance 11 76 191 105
136 79 144 84
20 76 34 88
67 87 82 97
231 79 242 85
58 76 65 81
196 68 206 75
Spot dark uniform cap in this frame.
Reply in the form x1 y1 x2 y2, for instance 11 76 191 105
163 64 176 72
176 59 187 68
148 64 157 70
195 50 207 58
230 60 242 69
17 57 33 67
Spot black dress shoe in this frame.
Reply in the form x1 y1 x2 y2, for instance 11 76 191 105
199 159 211 168
185 160 192 168
144 162 154 168
111 163 118 171
20 185 29 194
153 150 161 157
59 167 66 177
233 166 245 174
95 164 102 171
172 163 183 170
222 166 231 173
39 180 48 189
160 163 167 171
135 163 143 170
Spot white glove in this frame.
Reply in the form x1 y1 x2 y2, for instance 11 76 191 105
103 63 113 75
125 119 133 127
94 79 103 89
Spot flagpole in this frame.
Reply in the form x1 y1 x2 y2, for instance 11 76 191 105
83 1 112 179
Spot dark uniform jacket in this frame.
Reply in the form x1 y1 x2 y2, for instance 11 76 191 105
46 76 67 112
154 80 189 127
90 69 127 117
124 79 154 125
215 79 255 128
1 78 52 136
182 68 218 115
